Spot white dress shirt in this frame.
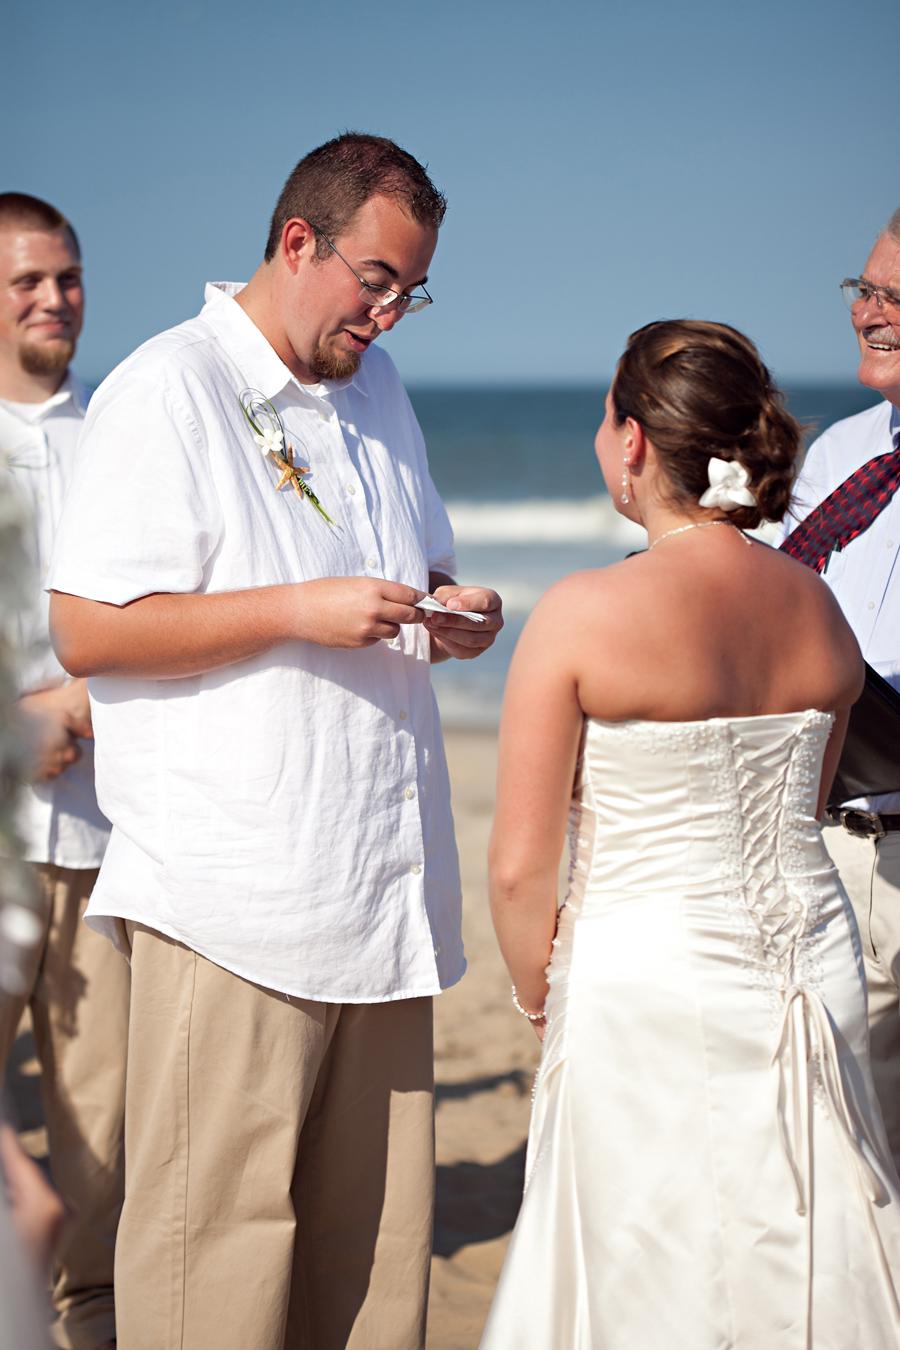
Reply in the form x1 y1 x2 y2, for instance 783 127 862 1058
48 283 465 1002
0 376 110 865
783 398 900 811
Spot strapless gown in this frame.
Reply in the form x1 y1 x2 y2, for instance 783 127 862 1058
480 711 900 1349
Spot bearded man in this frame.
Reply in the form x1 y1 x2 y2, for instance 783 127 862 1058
48 136 502 1350
0 192 127 1350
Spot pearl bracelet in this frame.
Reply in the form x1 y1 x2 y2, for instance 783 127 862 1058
511 985 546 1022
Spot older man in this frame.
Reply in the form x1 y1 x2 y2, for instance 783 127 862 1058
0 193 127 1350
781 208 900 1168
48 134 502 1350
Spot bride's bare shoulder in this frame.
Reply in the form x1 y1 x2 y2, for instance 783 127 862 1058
522 557 672 668
527 560 647 632
539 555 655 607
536 551 685 619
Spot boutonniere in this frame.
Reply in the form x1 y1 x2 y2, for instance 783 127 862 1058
239 389 335 526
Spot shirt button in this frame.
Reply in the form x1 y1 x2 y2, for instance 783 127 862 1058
404 786 415 800
868 601 876 610
346 483 356 495
410 864 422 875
366 557 378 569
398 710 408 721
888 540 895 548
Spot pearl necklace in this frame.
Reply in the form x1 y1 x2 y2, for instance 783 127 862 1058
648 519 748 551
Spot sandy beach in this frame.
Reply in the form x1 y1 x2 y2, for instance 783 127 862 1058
4 727 538 1350
428 729 540 1348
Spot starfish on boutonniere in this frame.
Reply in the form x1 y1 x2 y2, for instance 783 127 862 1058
239 389 336 526
272 443 307 494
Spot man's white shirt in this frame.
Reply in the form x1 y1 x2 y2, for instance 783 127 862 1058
783 398 900 811
48 283 466 1002
0 375 110 865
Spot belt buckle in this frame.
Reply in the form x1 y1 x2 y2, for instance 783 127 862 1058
840 809 886 840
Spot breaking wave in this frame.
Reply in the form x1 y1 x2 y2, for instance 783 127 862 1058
445 495 645 547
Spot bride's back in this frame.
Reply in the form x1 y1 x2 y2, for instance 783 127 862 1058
568 531 861 725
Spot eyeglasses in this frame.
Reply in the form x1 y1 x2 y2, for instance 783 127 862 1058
840 277 900 313
311 226 433 315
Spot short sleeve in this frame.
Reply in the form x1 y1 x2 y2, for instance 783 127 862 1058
48 364 223 605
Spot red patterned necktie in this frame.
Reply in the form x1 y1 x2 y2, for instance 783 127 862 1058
780 450 900 573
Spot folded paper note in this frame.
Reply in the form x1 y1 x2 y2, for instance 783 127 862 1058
415 595 486 623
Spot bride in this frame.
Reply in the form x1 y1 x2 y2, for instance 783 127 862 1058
481 320 900 1349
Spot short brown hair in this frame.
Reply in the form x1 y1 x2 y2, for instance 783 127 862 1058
612 319 802 528
0 192 80 257
264 132 446 262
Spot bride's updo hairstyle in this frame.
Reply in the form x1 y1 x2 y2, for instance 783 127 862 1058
611 319 802 529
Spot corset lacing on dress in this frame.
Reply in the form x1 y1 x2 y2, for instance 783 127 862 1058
717 709 900 1347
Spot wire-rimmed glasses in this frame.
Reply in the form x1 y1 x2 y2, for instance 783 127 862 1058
840 277 900 314
312 227 433 315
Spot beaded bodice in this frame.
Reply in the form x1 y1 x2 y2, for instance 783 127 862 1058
566 710 835 999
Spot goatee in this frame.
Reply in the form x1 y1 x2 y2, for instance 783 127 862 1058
308 342 361 382
20 338 75 378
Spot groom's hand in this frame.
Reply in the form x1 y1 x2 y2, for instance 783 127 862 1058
295 577 427 648
425 584 503 662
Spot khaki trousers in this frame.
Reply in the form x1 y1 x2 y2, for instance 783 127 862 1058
825 822 900 1170
0 863 129 1350
116 925 436 1350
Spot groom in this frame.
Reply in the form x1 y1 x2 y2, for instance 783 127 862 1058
48 133 502 1350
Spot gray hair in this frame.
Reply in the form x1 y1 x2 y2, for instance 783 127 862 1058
886 208 900 241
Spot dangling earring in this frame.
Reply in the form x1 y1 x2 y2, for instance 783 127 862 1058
621 461 630 505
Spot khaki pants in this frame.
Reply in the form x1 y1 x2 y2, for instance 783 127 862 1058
116 925 435 1350
0 863 129 1350
825 823 900 1171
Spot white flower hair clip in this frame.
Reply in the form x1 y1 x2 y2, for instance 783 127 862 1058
698 456 757 511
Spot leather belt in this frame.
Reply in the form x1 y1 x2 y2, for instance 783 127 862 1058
825 807 900 839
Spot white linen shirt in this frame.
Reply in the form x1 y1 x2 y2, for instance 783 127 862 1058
782 398 900 811
48 283 465 1001
0 376 110 865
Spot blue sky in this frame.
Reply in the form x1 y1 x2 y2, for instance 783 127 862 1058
5 0 897 386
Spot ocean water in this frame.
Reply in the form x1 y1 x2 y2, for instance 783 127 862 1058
413 382 882 728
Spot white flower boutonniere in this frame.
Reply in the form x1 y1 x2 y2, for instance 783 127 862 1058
239 389 335 527
698 456 757 511
254 426 284 457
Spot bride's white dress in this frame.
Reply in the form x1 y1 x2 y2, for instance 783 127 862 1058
481 711 900 1349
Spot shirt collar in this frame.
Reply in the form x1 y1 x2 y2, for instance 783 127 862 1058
0 370 85 426
890 401 900 449
200 282 368 405
0 372 85 468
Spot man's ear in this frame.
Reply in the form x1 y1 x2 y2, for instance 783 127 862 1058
280 218 317 274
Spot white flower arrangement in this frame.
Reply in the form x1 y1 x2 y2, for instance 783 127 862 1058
239 389 335 527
